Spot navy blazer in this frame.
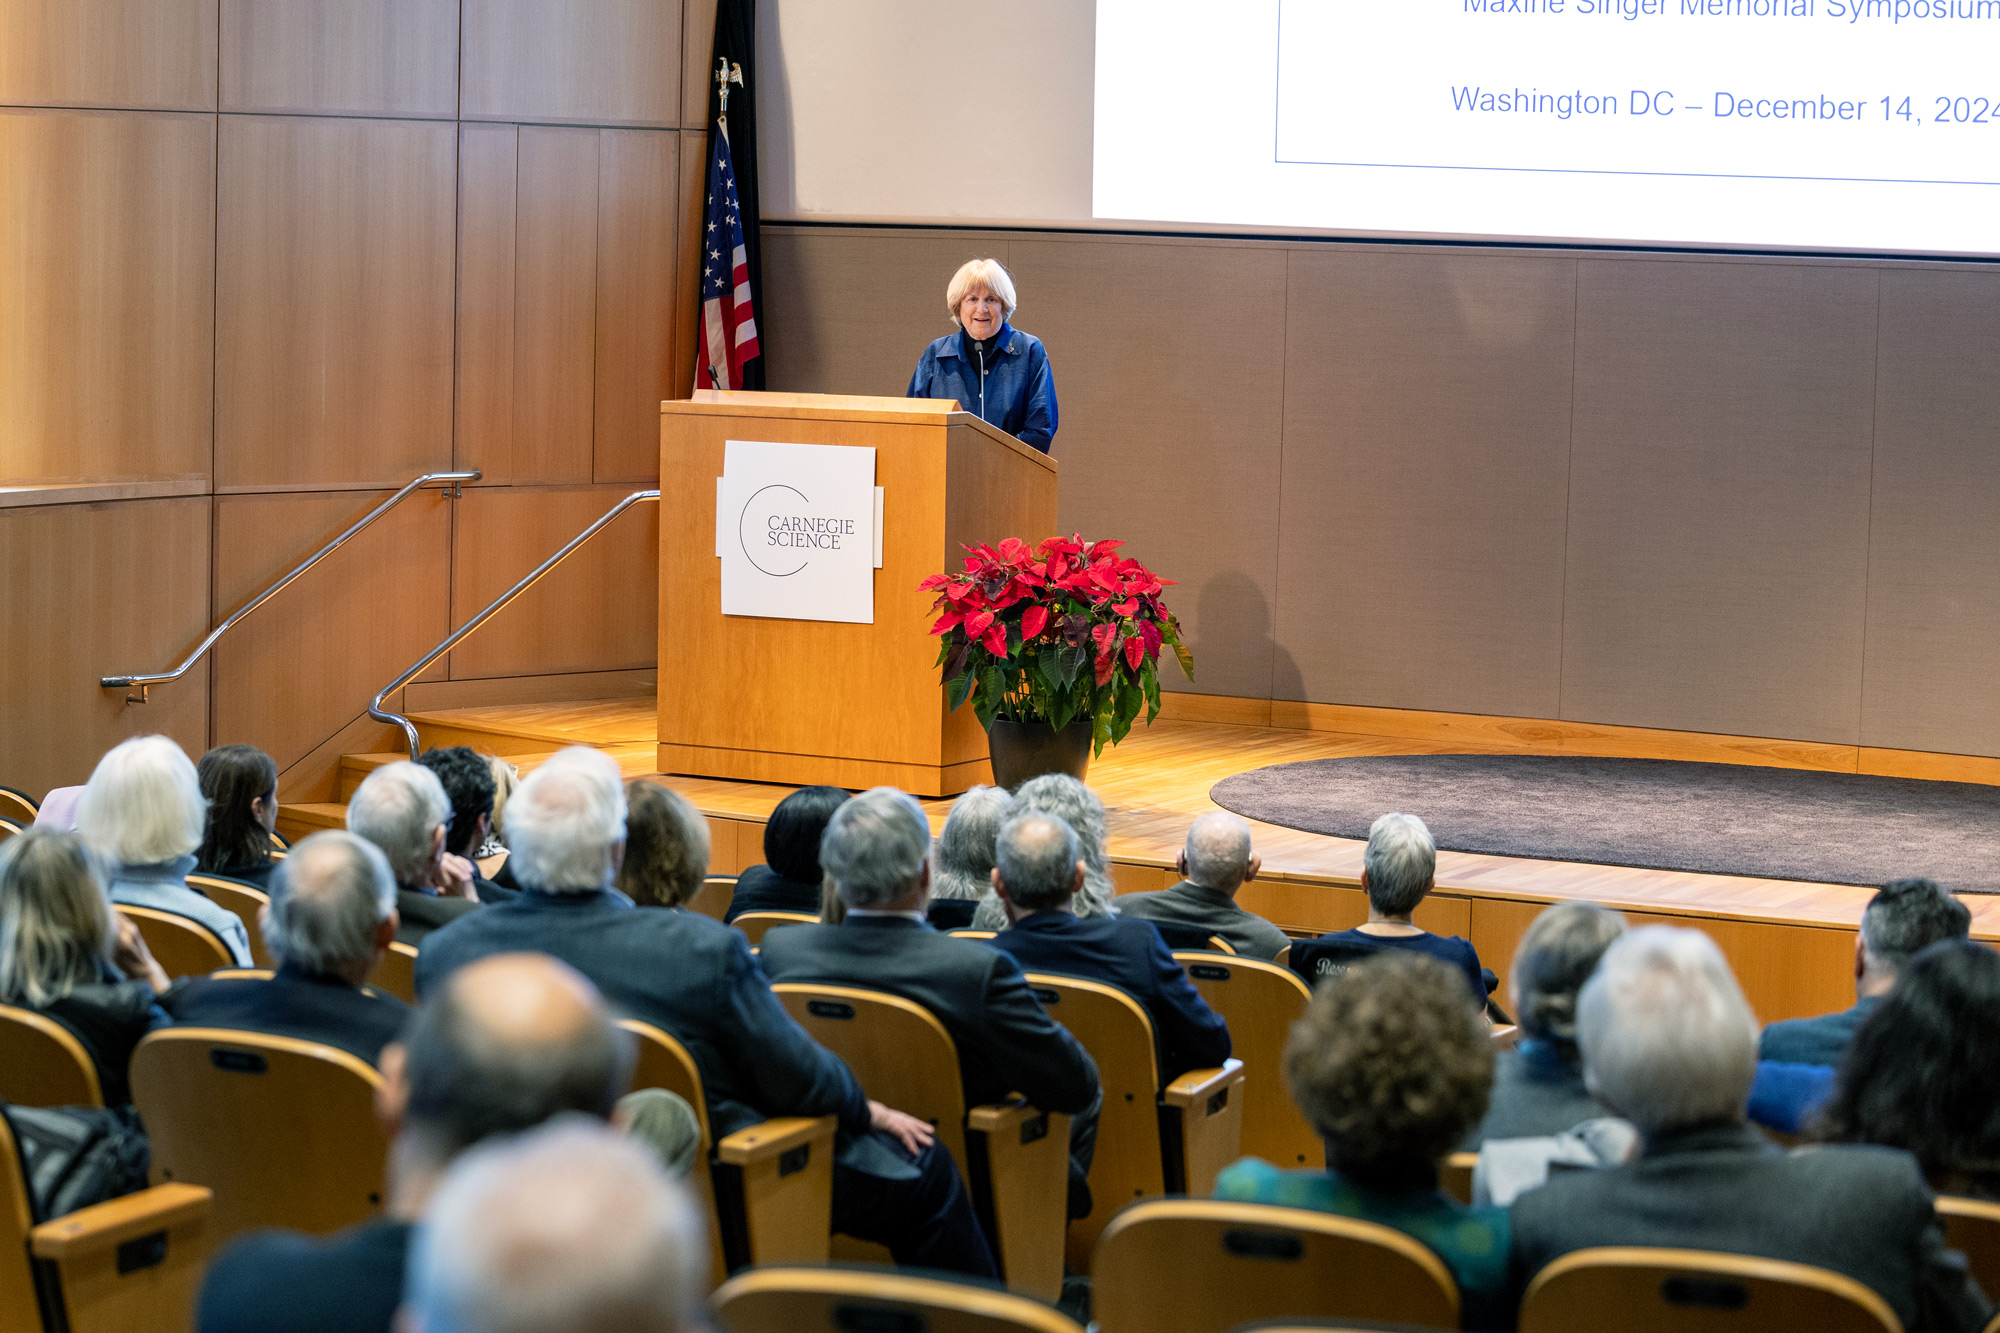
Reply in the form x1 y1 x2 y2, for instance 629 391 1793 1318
413 888 868 1139
758 915 1098 1116
1759 995 1882 1068
725 864 822 923
161 961 411 1067
990 911 1231 1082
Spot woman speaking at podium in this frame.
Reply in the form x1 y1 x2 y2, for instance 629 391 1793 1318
906 258 1059 454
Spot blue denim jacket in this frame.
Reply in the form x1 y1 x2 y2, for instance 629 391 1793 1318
906 322 1058 453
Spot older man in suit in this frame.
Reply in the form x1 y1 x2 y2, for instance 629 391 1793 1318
1508 925 1992 1332
1114 811 1290 961
347 762 479 944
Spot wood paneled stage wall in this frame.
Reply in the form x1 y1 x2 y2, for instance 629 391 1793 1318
0 0 721 802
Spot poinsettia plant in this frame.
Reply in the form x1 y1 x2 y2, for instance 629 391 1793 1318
920 535 1194 756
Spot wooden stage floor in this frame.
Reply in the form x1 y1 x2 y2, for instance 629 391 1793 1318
398 696 2000 1025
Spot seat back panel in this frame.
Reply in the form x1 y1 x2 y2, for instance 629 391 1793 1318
772 984 970 1170
188 876 272 971
1518 1246 1903 1333
115 907 232 981
0 1004 103 1109
1176 954 1320 1170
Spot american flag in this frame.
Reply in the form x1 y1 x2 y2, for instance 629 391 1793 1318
695 126 760 391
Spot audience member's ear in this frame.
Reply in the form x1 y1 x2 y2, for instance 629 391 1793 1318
1853 934 1868 982
991 870 1022 924
1175 849 1189 879
609 836 626 876
376 1042 410 1136
257 902 272 937
1243 853 1263 884
428 823 447 872
915 857 932 901
1069 860 1086 898
374 911 399 954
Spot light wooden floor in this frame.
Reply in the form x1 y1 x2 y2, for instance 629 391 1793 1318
362 695 2000 1024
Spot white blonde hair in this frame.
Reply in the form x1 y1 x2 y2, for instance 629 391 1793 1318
946 258 1018 325
75 735 206 867
505 748 629 893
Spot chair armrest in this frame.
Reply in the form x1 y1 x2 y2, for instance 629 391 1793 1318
715 1115 834 1165
710 1117 835 1271
29 1184 211 1260
1162 1058 1245 1109
968 1101 1042 1134
965 1102 1071 1302
1159 1061 1245 1198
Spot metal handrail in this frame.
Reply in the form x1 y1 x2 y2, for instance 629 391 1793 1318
102 470 480 703
370 489 662 759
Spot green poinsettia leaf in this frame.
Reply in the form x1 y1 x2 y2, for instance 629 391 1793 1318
1054 640 1087 686
945 668 975 712
1172 639 1194 680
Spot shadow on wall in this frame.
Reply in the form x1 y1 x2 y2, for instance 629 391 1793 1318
1179 569 1303 704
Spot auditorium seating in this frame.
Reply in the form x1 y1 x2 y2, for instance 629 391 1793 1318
731 911 818 946
687 875 737 921
0 1105 212 1333
366 941 419 1004
114 905 233 980
0 788 36 825
1024 972 1245 1270
1174 952 1322 1170
1938 1196 2000 1303
1148 920 1236 954
1091 1199 1460 1333
619 1017 835 1285
1516 1247 1902 1333
0 1004 103 1107
0 817 20 847
130 1028 387 1246
188 874 274 969
711 1266 1086 1333
1441 1152 1478 1206
773 982 1072 1300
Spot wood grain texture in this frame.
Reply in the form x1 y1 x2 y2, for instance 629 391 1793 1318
511 128 600 484
672 129 706 400
0 0 216 109
0 498 210 801
447 485 660 680
594 130 679 483
220 0 458 117
455 123 519 480
215 116 456 490
681 0 717 128
0 110 214 486
462 0 682 127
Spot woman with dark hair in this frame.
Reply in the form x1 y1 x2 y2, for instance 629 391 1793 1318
195 744 280 889
724 786 848 924
1811 940 2000 1200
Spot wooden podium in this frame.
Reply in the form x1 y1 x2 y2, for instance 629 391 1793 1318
657 391 1058 797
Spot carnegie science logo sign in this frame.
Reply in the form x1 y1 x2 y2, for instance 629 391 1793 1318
737 483 860 578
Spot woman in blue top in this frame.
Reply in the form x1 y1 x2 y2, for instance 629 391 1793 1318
907 259 1058 453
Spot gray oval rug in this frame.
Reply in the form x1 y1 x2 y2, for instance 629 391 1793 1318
1208 754 2000 893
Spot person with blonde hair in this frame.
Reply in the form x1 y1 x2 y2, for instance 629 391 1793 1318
75 734 253 965
906 257 1058 452
617 780 711 909
0 828 170 1104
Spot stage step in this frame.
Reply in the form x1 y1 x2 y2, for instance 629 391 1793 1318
275 801 347 844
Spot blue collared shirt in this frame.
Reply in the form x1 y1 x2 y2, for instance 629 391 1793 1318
906 321 1058 453
109 854 254 966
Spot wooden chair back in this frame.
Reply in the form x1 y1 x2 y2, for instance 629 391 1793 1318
366 941 418 1004
1441 1152 1477 1206
1273 943 1291 972
772 985 970 1167
731 911 817 947
712 1266 1086 1333
1092 1199 1460 1333
1517 1247 1903 1333
1176 953 1320 1169
0 1004 103 1108
188 874 274 970
1938 1196 2000 1307
0 787 37 825
951 929 998 940
267 829 289 852
620 1019 726 1287
0 1111 38 1332
115 905 232 980
0 818 21 848
130 1028 387 1246
686 876 736 921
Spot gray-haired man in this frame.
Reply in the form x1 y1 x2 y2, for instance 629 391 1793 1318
1116 811 1291 960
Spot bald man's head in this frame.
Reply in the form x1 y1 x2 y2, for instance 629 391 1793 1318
1183 812 1255 894
399 953 633 1156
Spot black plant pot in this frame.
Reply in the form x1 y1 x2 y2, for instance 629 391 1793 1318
987 718 1094 790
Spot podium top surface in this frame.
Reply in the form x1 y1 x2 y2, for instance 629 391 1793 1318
664 391 1056 473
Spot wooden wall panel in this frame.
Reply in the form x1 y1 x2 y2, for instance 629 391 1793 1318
593 130 679 483
672 128 707 400
0 110 214 485
461 0 682 127
448 486 660 680
211 490 453 774
456 123 519 482
215 116 458 489
219 0 459 118
0 0 216 110
511 128 601 484
0 498 211 800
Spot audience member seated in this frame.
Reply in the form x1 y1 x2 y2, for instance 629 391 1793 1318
1116 811 1289 961
1467 901 1625 1146
618 780 712 909
417 746 514 904
1761 876 1970 1068
475 755 517 875
161 831 410 1065
414 750 998 1277
1297 813 1483 1003
405 1120 704 1333
1507 925 1993 1333
194 744 281 890
758 787 1101 1213
346 761 478 945
970 774 1120 930
726 785 847 923
1216 952 1508 1332
0 828 169 1106
197 951 663 1333
989 813 1231 1083
927 784 1011 930
76 735 254 966
1812 939 2000 1201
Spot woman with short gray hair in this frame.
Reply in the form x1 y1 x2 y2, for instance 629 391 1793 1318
929 785 1009 929
970 775 1118 930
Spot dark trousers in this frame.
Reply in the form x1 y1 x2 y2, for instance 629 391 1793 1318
831 1131 998 1279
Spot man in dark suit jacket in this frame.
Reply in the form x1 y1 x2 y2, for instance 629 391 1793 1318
1760 877 1970 1067
1509 925 1992 1333
415 749 995 1277
988 813 1231 1083
1115 811 1290 961
162 831 409 1065
346 760 481 944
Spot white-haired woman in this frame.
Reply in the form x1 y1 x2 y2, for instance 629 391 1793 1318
970 774 1117 930
75 735 254 966
906 258 1059 453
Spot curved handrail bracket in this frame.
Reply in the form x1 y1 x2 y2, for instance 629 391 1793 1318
370 490 661 759
101 471 480 703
